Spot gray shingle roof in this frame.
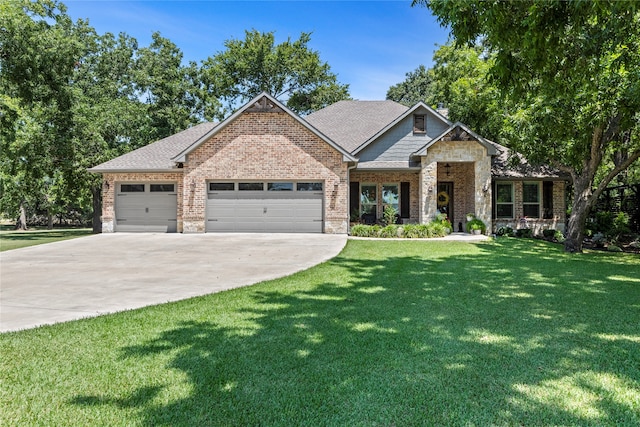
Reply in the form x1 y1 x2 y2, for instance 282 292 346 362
489 141 567 179
305 100 408 153
90 122 218 172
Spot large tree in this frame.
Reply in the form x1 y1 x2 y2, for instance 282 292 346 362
415 0 640 252
200 30 350 116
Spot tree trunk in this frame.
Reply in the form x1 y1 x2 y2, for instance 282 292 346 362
564 172 598 253
47 211 53 230
15 202 28 230
92 185 102 234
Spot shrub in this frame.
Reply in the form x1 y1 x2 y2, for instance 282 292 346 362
378 224 400 238
608 245 623 252
465 218 486 234
496 226 515 237
516 228 533 238
543 229 556 239
382 205 398 226
554 230 565 243
350 224 382 237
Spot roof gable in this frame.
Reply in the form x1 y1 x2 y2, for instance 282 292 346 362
352 101 452 156
413 122 498 157
173 92 356 163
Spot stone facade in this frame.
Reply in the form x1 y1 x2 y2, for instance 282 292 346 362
420 139 493 234
101 172 183 232
181 111 349 233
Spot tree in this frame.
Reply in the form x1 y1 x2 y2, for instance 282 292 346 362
387 42 502 141
387 65 434 106
0 0 90 229
415 0 640 252
200 30 350 116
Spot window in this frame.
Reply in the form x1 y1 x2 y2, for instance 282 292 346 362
268 182 293 191
413 115 426 133
523 182 541 218
120 184 144 192
209 182 234 191
297 182 323 191
239 182 264 191
495 182 514 218
382 184 399 213
360 184 377 219
150 184 175 192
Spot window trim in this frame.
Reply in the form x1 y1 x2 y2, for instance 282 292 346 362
495 182 514 219
413 114 426 134
360 183 377 218
522 181 541 218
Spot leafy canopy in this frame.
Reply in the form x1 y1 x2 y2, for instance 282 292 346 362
201 30 350 116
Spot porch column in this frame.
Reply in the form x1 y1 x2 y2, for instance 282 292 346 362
420 158 438 223
474 156 492 233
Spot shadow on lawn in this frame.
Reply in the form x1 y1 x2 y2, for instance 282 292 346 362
75 239 640 425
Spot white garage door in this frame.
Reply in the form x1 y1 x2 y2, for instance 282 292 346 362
115 183 178 232
206 182 323 233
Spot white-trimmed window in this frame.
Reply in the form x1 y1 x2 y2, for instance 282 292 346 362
523 182 541 218
495 182 514 218
382 184 399 213
360 184 377 218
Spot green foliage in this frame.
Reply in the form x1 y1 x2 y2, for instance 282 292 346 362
465 218 486 234
607 245 623 253
416 0 640 252
382 205 398 226
386 65 433 106
201 30 350 115
350 222 449 238
496 226 515 237
516 228 533 238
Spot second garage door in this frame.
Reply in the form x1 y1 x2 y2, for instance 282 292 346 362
115 183 178 232
206 182 323 233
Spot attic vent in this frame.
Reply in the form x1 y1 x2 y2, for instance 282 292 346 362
247 96 284 113
413 115 426 134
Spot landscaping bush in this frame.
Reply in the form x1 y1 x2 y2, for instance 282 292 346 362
465 218 486 234
516 228 533 238
351 222 449 239
378 224 400 238
543 229 556 239
496 226 515 237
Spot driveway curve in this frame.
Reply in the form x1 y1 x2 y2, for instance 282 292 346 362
0 233 347 332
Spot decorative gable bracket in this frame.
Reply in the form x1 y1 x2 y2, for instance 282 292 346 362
246 96 284 113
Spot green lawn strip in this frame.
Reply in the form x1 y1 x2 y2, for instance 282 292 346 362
0 227 92 251
1 239 639 426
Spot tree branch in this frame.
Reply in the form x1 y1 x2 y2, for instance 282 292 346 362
593 148 640 200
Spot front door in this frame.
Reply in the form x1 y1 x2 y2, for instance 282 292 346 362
437 182 453 220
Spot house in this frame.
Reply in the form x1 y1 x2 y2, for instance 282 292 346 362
90 92 568 235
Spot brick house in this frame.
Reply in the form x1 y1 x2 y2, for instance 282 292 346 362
91 93 568 234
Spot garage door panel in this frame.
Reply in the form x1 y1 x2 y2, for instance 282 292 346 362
115 184 177 233
206 184 323 233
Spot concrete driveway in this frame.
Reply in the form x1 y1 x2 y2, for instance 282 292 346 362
0 233 347 332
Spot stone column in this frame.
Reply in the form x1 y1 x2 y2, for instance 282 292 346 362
420 159 438 223
474 156 492 234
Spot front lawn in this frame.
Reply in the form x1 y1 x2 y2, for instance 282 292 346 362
0 226 92 251
1 239 639 426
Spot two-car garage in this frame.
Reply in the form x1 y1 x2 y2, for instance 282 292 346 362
115 181 324 233
206 181 324 233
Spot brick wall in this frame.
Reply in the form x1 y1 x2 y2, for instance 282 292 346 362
350 171 420 220
101 172 183 232
182 111 349 233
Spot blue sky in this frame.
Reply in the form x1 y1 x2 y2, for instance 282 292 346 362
64 1 450 100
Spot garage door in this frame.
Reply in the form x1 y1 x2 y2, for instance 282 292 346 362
206 182 323 233
115 183 178 232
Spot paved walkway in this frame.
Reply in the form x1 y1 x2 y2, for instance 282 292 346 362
0 233 347 332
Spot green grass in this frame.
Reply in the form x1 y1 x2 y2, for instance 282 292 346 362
0 226 92 251
1 239 639 426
